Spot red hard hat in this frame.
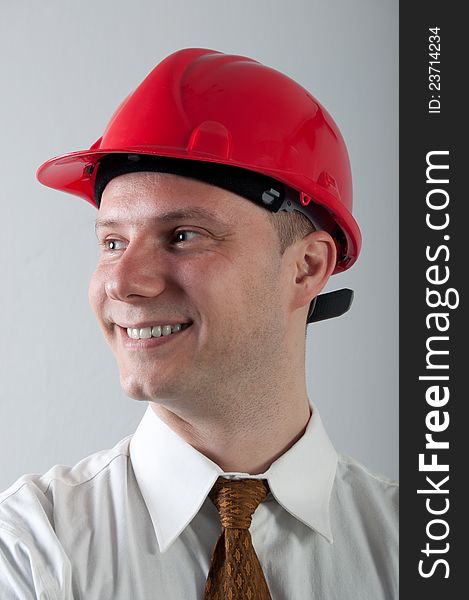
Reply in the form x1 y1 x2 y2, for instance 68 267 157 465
37 47 361 274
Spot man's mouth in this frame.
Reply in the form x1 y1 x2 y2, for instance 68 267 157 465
125 322 192 340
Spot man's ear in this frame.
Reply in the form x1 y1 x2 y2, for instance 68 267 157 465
290 230 337 312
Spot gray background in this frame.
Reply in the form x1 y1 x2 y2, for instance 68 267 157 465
0 0 398 490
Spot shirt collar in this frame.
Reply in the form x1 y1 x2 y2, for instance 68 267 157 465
129 402 337 553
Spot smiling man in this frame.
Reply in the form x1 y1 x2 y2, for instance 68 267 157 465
91 167 329 475
0 49 398 599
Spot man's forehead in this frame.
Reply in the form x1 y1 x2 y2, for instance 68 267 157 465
101 170 221 202
95 206 232 231
96 171 264 228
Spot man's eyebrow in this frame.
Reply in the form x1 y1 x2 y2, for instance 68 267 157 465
94 207 230 232
155 208 230 226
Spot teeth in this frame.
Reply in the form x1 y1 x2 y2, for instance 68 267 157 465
126 323 188 339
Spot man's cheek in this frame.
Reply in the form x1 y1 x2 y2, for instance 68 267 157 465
88 270 105 315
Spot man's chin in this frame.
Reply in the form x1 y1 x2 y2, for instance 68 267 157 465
119 371 179 402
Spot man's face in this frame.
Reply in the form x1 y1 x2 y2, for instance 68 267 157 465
89 171 291 415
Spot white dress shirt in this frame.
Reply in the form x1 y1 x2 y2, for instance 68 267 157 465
0 403 398 599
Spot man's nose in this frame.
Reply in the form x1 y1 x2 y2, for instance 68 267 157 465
104 245 168 302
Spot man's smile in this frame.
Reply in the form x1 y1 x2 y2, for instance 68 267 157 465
124 322 192 339
115 322 194 349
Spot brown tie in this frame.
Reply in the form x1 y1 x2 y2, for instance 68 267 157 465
204 477 272 600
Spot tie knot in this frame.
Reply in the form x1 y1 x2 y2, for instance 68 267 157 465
209 477 269 529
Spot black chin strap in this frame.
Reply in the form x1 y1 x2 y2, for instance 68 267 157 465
307 288 354 324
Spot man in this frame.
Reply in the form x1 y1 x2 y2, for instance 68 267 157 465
0 48 398 599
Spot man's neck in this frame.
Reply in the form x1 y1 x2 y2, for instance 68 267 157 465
149 394 312 475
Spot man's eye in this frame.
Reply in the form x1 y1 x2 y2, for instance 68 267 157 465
172 230 201 244
103 239 126 251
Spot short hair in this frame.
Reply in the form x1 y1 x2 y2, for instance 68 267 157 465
267 210 316 255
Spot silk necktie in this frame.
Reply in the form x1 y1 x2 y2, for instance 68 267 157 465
204 477 272 600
